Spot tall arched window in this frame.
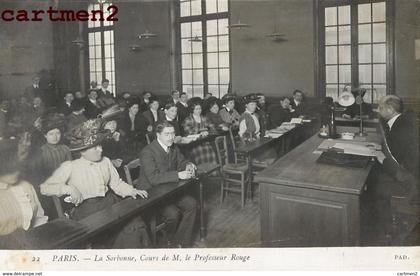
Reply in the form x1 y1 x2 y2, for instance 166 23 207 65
88 2 116 95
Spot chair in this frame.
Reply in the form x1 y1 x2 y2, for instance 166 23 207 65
214 135 249 208
123 158 166 246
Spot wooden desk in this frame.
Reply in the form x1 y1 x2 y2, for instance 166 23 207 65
336 117 379 128
255 127 380 247
235 121 318 203
22 163 219 249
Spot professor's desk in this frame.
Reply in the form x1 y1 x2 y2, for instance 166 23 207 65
255 127 380 247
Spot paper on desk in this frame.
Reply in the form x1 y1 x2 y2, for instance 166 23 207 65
290 118 303 124
332 142 377 156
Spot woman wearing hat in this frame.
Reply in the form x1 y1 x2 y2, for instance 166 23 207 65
219 94 240 128
183 99 218 166
238 94 261 141
40 119 151 248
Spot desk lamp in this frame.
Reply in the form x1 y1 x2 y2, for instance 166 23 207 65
338 88 367 136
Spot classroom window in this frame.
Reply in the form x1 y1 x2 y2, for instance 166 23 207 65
320 0 390 104
88 2 116 95
180 0 230 98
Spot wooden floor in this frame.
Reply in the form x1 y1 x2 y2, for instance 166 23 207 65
192 177 261 248
191 176 419 248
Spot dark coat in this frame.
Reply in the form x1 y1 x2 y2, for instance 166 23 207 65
268 105 292 128
290 99 306 117
118 111 149 143
383 112 419 178
142 109 165 127
84 99 101 119
58 101 73 116
176 102 189 126
137 139 189 190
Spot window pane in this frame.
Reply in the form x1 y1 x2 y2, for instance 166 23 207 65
325 46 337 64
208 85 219 95
326 84 338 101
208 69 218 84
89 46 95 59
325 27 337 45
96 59 102 71
219 85 229 97
95 45 102 59
207 20 218 36
359 64 372 84
184 85 193 98
358 24 371 43
339 45 351 64
218 19 229 35
219 52 229 67
105 58 112 71
182 54 192 69
105 45 111 58
206 0 217 14
339 65 351 83
182 39 192 53
372 84 386 103
373 44 386 63
104 31 111 45
89 60 96 72
192 41 202 53
181 1 191 17
338 26 350 44
89 33 95 45
373 64 386 83
181 22 191 38
191 21 202 37
325 7 337 26
219 69 229 83
193 85 204 98
358 44 371 63
207 36 218 52
182 70 192 84
338 6 350 25
192 53 203 68
193 69 203 84
218 0 228 13
219 35 229 51
326 65 338 83
358 3 372 23
373 2 386 22
207 53 218 68
191 0 202 16
373 23 386 43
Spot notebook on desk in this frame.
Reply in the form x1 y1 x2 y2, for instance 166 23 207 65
316 150 371 168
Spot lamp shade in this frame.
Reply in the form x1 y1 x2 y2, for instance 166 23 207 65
338 91 355 107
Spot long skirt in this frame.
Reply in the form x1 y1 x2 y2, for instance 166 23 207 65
71 192 150 249
191 141 217 166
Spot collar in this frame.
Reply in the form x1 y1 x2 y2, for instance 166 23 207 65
181 102 188 107
225 107 231 112
80 156 101 165
157 138 169 153
166 115 173 122
294 99 300 106
245 110 255 116
387 113 401 130
151 109 157 114
89 98 97 104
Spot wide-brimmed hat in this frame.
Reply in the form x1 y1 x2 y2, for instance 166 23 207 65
99 104 124 121
242 93 259 104
41 113 66 134
69 119 110 152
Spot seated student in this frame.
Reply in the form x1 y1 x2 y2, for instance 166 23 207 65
66 99 87 134
290 89 306 118
205 97 229 132
118 99 149 150
74 91 86 102
58 92 74 116
239 94 260 141
97 79 116 109
183 100 218 166
40 119 150 248
142 96 164 132
268 97 292 128
137 121 197 247
84 89 102 119
157 102 182 138
139 91 152 113
256 93 269 135
342 90 374 119
102 119 126 170
176 92 189 125
219 94 240 129
0 143 48 245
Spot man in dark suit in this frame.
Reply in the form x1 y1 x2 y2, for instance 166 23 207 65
370 95 419 235
24 75 42 101
268 97 292 129
58 92 74 116
176 92 189 125
84 89 102 119
137 121 197 247
142 96 164 129
290 89 306 117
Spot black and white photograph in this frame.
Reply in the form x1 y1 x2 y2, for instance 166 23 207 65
0 0 419 273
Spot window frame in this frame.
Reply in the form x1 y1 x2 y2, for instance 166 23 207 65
87 2 116 95
315 0 395 103
178 0 231 98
